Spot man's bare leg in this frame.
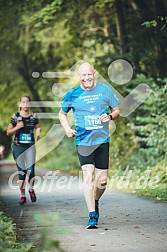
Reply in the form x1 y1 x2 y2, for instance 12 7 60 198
94 168 108 200
82 164 95 212
94 168 108 221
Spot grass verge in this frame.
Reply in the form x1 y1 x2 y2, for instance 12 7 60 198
0 208 32 252
108 161 167 201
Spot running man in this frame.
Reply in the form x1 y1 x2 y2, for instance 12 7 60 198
7 96 41 205
59 63 120 228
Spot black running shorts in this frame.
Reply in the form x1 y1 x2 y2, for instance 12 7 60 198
76 143 109 169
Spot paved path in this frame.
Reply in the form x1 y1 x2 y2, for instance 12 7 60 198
0 161 167 252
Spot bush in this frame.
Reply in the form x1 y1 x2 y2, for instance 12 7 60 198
0 211 32 252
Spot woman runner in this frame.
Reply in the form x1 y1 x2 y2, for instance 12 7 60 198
7 96 41 205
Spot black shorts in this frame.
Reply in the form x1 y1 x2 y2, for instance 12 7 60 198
76 143 109 169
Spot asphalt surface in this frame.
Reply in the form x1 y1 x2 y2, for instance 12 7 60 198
0 161 167 252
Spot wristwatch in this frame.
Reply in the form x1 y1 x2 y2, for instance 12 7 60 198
109 114 113 120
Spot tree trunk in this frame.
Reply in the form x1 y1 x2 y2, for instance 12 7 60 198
115 0 129 54
17 53 46 112
153 0 167 77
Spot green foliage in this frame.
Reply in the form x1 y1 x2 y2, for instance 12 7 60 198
1 0 167 128
127 77 167 170
141 16 167 30
108 75 167 200
142 20 157 27
27 0 63 29
38 137 80 174
109 117 136 172
134 161 167 201
0 211 32 252
32 213 66 252
0 209 66 252
109 161 167 201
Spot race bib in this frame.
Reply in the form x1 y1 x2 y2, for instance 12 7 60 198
84 115 103 130
19 133 33 143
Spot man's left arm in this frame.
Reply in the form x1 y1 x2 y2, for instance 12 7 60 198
99 107 120 122
109 106 120 120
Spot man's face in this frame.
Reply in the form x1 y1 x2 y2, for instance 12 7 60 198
78 65 96 90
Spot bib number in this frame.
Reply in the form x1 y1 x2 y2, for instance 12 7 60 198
19 133 33 144
84 115 103 130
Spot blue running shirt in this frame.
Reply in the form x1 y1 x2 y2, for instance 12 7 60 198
61 83 120 146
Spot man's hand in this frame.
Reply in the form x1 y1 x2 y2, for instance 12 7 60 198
65 128 77 138
99 113 111 122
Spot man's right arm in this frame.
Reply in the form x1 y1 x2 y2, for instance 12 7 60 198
59 109 76 138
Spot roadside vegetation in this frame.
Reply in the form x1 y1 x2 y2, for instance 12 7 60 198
0 206 65 252
0 210 32 252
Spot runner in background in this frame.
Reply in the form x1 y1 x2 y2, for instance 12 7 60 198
7 96 41 205
59 63 120 229
0 145 5 159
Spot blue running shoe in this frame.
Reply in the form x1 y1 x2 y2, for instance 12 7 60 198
87 211 98 229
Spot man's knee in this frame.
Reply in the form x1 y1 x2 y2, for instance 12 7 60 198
82 164 94 184
97 176 107 189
